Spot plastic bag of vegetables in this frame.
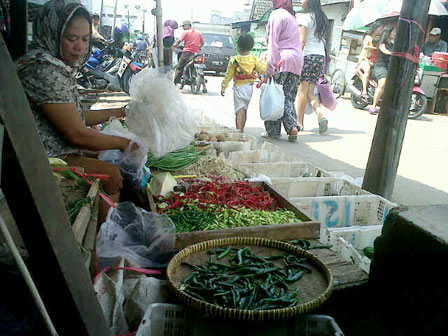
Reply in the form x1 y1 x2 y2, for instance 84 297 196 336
97 202 176 270
127 67 199 158
99 119 150 190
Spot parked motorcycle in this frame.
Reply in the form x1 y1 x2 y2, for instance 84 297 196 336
76 45 142 94
347 67 427 119
178 54 207 94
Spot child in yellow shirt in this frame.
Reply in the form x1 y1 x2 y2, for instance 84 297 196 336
221 34 266 133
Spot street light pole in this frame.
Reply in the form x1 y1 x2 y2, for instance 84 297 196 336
362 0 431 199
152 0 164 67
112 0 118 33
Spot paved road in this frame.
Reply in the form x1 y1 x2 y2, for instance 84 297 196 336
181 74 448 206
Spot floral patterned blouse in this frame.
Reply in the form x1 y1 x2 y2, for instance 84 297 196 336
17 50 85 158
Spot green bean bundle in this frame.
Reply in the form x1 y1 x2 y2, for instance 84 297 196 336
146 146 205 171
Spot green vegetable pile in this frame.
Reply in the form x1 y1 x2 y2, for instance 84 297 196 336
146 146 205 171
180 247 312 310
156 177 302 232
163 202 301 233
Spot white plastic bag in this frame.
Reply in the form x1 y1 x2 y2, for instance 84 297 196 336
127 67 199 158
99 119 150 190
96 202 176 269
259 78 284 121
94 258 171 335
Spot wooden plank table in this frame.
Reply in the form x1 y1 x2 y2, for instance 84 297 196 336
308 242 368 290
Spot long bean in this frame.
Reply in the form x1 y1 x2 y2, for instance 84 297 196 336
146 146 205 171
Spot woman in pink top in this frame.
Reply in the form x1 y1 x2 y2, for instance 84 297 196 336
262 0 304 142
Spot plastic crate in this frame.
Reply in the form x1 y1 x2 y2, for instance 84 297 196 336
290 314 345 336
270 178 369 199
320 225 383 254
136 303 196 336
239 162 331 179
339 236 373 273
251 141 283 152
227 150 288 169
291 195 396 229
210 134 258 157
136 304 344 336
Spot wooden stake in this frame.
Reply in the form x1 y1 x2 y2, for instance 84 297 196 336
362 0 431 199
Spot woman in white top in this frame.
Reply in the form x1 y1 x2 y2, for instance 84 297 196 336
296 0 329 134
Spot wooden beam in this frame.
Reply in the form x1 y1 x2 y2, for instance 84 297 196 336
72 180 99 244
0 36 111 335
362 0 431 199
9 0 28 60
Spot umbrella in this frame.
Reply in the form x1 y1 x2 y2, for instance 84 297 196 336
342 0 391 31
386 0 448 17
343 0 448 31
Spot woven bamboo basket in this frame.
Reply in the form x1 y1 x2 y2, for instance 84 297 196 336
167 237 334 321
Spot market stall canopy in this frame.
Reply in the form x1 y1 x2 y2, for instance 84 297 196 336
343 0 448 31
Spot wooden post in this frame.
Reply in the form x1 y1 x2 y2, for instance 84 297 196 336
0 36 111 335
8 0 28 60
362 0 431 199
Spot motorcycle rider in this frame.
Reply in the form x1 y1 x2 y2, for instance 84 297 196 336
91 13 108 49
132 33 148 60
369 25 396 115
171 20 207 93
112 23 129 50
356 22 383 99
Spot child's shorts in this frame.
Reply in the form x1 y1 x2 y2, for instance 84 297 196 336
233 83 254 114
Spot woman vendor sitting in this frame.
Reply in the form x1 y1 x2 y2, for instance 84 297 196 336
17 0 137 222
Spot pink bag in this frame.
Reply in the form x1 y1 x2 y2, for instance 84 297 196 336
317 77 337 111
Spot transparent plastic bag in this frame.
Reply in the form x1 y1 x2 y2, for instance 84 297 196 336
260 78 284 121
99 119 150 190
96 202 176 269
127 67 199 158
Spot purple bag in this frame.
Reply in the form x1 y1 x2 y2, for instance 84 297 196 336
317 77 337 111
317 47 337 111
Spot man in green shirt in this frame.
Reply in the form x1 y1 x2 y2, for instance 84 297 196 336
423 27 448 57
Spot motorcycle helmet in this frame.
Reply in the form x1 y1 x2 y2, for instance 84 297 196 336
114 23 129 36
137 34 144 40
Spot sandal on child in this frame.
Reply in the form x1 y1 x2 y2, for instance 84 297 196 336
368 108 378 115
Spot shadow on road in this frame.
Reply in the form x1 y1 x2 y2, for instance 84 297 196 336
244 126 448 206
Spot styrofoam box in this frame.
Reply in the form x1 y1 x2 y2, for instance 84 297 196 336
238 162 331 179
291 195 396 230
137 303 345 336
270 177 369 199
227 150 288 169
320 225 383 254
339 237 373 273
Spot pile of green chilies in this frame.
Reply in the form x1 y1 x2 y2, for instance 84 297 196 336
162 203 301 233
180 247 312 310
146 146 205 171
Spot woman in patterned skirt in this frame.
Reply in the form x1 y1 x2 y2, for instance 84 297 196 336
296 0 329 134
